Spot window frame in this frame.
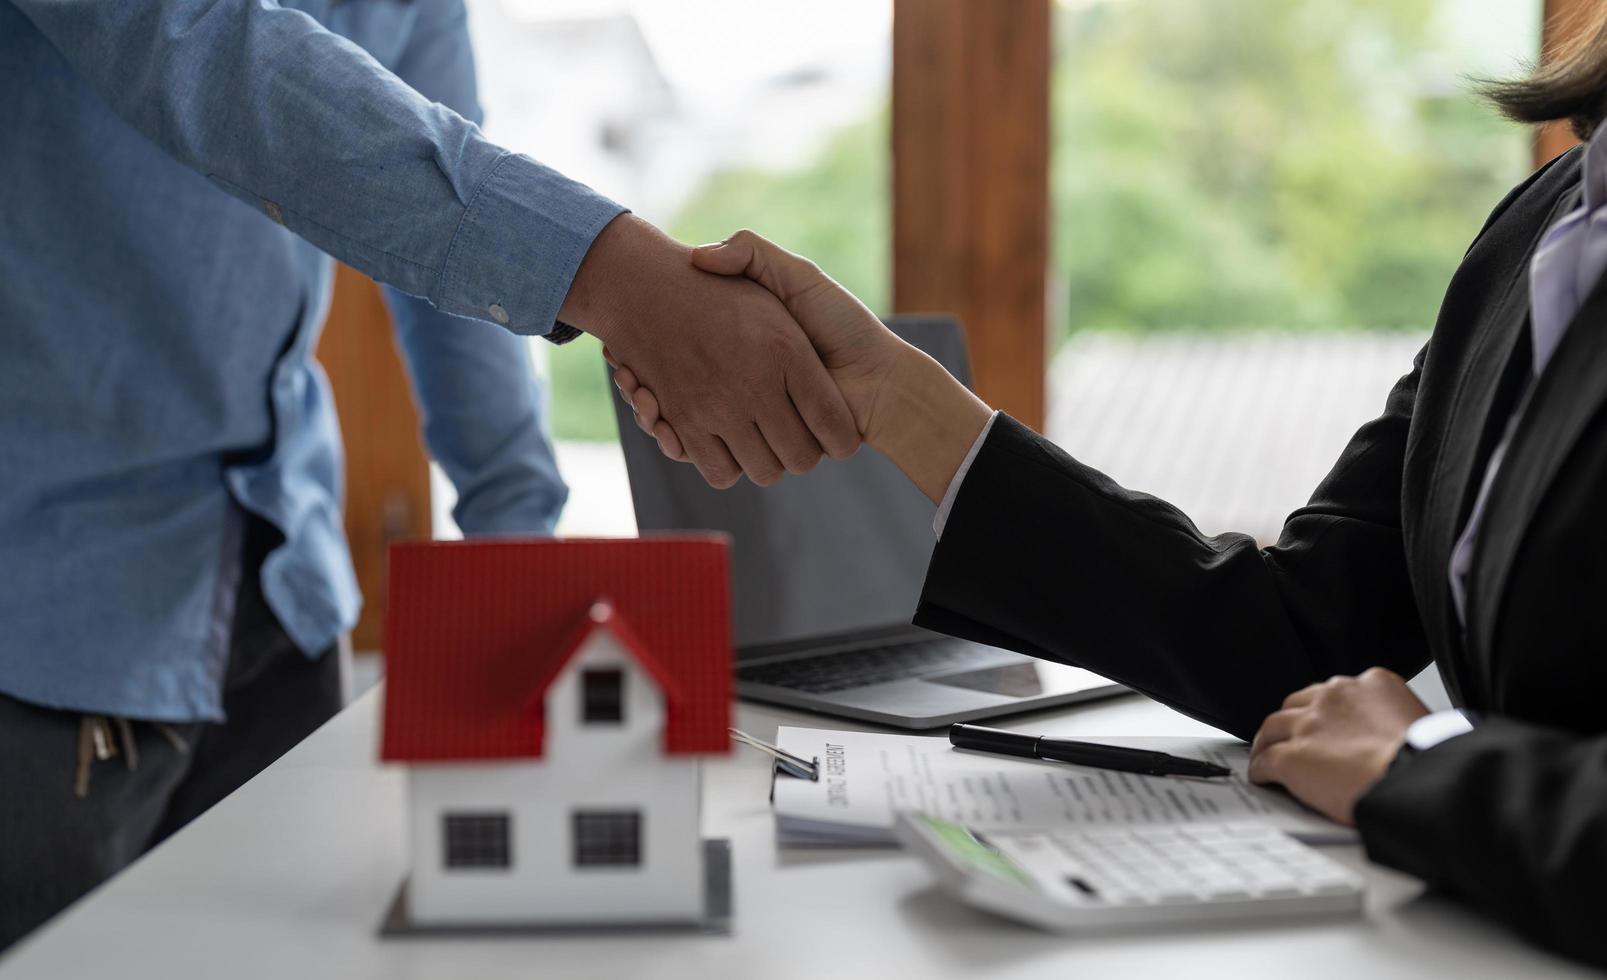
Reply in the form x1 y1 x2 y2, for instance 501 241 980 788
571 809 643 868
441 811 513 871
581 667 625 724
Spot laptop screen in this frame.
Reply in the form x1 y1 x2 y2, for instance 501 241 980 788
613 317 972 656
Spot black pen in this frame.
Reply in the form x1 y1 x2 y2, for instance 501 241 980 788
949 723 1232 778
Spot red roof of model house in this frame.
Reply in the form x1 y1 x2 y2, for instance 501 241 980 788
381 537 732 763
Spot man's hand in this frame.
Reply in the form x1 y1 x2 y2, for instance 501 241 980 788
1248 667 1431 826
607 228 904 452
612 229 992 502
560 216 858 488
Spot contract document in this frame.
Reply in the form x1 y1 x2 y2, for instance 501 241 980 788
771 727 1357 847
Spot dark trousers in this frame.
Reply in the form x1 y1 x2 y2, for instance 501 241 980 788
0 516 344 951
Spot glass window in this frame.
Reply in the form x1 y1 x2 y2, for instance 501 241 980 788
581 667 625 724
453 0 892 537
572 809 643 867
1047 0 1540 540
442 812 512 870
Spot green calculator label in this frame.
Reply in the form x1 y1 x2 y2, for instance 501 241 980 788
922 816 1029 884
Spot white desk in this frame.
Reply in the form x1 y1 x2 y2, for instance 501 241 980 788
1 688 1592 980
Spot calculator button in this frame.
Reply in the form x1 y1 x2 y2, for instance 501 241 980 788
1201 885 1253 900
1181 827 1228 843
1063 876 1102 899
1205 883 1240 899
1222 824 1270 838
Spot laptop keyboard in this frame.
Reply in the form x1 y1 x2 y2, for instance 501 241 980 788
738 638 984 694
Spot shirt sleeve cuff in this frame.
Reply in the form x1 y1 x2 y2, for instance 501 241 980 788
1405 709 1475 751
431 152 626 338
933 411 1000 539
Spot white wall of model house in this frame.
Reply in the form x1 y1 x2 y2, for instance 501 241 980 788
406 629 704 925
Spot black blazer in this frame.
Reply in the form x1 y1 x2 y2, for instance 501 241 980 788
914 146 1607 967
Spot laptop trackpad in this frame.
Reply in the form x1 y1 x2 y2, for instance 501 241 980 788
923 661 1045 698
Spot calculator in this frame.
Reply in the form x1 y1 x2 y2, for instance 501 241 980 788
892 812 1366 932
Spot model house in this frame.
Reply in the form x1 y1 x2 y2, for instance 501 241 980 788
381 537 732 929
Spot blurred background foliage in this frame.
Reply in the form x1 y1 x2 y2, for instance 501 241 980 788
1053 0 1529 333
548 0 1534 441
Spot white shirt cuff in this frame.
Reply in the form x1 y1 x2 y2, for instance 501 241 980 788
1405 709 1475 752
933 412 1000 539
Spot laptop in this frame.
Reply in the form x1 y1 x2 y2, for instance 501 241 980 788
611 315 1125 729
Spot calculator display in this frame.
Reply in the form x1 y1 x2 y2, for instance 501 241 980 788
919 816 1030 885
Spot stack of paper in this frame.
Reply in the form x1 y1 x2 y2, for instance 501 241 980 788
770 727 1358 847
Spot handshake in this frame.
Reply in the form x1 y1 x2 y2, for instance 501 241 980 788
560 216 992 502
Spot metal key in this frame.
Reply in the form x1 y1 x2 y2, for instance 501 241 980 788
73 717 95 799
115 716 139 771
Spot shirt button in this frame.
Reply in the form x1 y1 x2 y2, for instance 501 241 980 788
488 303 510 324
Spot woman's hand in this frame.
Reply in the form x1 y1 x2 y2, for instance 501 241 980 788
605 345 688 461
689 231 908 440
1248 667 1431 826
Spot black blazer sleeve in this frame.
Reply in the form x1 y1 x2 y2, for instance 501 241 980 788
913 347 1432 741
1356 721 1607 967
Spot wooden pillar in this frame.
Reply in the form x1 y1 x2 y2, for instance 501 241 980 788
1535 0 1598 166
316 265 431 652
892 0 1051 430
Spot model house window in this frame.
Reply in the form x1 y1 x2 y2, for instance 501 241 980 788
582 668 624 723
442 812 511 869
572 809 642 867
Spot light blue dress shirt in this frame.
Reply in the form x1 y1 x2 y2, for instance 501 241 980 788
1 0 624 722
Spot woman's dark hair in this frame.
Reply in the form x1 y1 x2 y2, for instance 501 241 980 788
1485 4 1607 139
